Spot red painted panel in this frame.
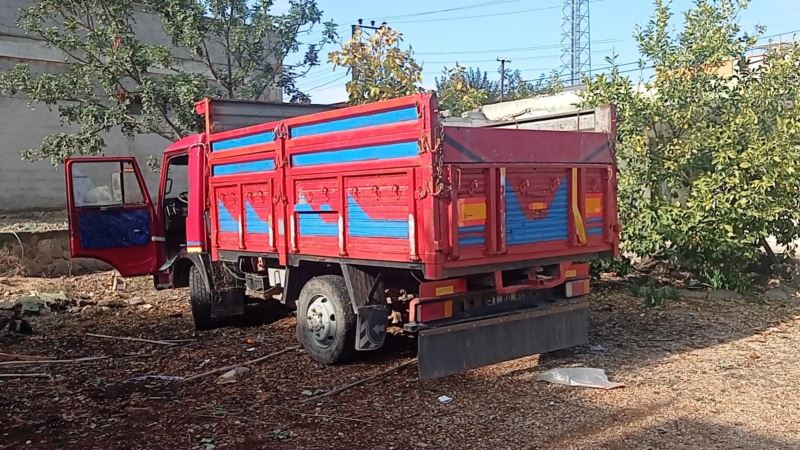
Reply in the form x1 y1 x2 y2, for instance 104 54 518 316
211 185 241 252
292 178 340 257
242 182 273 252
343 173 411 259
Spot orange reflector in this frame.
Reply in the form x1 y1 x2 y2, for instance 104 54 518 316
435 285 455 296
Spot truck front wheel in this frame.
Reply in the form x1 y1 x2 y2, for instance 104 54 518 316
189 264 220 330
296 275 356 364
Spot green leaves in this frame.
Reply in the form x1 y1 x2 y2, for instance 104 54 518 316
583 0 800 290
0 0 336 164
436 64 489 117
328 27 423 105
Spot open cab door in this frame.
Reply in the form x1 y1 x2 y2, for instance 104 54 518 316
65 157 162 277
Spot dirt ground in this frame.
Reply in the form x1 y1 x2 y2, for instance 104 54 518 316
1 272 799 450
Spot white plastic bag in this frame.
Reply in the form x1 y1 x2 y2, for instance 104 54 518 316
536 368 624 389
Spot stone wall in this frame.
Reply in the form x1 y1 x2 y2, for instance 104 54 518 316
0 230 108 276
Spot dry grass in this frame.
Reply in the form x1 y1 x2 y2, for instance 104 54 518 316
0 247 25 277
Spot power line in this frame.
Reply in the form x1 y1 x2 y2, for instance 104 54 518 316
392 5 561 24
423 48 614 65
365 0 523 21
415 38 620 55
306 74 348 92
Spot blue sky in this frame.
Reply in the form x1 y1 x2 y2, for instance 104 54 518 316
282 0 800 103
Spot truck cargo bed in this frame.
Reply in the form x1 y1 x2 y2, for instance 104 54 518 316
205 94 618 279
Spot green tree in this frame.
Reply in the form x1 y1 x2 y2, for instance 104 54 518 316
328 26 422 105
501 69 563 100
0 0 335 165
583 0 800 289
435 64 489 117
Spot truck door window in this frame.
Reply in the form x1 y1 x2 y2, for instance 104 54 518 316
72 161 145 207
165 155 189 201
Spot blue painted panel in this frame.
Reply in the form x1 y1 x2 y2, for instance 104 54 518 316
291 106 418 138
458 224 485 247
245 201 270 234
211 131 274 152
505 179 569 245
587 217 603 224
458 225 486 234
79 209 150 249
347 195 408 239
217 200 239 233
291 141 418 167
588 227 604 236
212 159 275 176
459 236 485 247
295 200 338 237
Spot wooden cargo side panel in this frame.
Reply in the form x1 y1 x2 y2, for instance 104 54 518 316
291 178 340 257
344 173 411 258
504 168 571 249
241 182 274 252
211 184 241 254
583 168 609 243
450 169 489 259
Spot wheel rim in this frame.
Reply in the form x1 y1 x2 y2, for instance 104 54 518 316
306 294 337 347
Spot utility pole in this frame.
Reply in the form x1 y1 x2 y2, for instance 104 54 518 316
351 18 387 38
351 20 388 82
497 58 511 101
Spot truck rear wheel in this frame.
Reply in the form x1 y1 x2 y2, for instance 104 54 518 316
189 264 220 330
296 275 356 364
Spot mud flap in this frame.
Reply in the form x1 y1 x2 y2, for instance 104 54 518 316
417 300 589 380
209 262 245 319
356 305 388 351
341 263 388 351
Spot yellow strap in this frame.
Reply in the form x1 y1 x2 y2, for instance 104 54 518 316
571 168 587 246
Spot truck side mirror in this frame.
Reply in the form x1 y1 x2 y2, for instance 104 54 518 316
165 178 173 196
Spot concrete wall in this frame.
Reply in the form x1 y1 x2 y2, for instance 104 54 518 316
0 0 282 212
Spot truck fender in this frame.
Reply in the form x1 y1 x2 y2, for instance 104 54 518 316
184 253 214 294
339 263 388 351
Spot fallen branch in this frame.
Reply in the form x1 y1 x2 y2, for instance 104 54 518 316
0 373 51 379
0 356 108 367
301 359 417 403
181 346 300 383
0 352 49 362
85 332 177 346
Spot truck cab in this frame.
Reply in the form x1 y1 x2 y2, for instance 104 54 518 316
65 134 204 285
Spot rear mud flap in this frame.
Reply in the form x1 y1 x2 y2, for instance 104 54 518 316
417 300 589 380
356 305 387 351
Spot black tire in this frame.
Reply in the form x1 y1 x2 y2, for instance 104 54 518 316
189 264 220 330
296 275 356 364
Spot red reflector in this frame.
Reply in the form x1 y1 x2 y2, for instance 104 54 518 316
416 300 453 323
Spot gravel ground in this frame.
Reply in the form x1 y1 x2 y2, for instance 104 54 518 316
1 272 799 449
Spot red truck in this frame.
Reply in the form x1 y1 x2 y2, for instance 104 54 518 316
64 93 619 379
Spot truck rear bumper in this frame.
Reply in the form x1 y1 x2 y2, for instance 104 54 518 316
417 299 589 380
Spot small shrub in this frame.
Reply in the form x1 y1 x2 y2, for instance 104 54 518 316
700 268 753 294
631 280 681 308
